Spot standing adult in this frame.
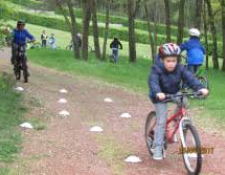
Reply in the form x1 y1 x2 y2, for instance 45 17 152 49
41 30 48 48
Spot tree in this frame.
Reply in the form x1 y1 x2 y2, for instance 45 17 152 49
177 0 185 44
144 0 157 60
82 0 92 60
55 0 80 59
205 0 219 69
221 0 225 71
102 0 110 60
0 1 13 47
195 0 203 29
164 0 171 42
128 0 137 62
203 0 209 69
92 0 101 60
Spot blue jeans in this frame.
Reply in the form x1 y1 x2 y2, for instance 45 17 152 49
112 48 119 63
153 92 188 147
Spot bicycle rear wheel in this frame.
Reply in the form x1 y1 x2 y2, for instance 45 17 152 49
180 120 202 175
198 76 209 89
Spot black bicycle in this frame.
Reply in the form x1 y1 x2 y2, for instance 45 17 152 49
14 43 29 83
109 48 121 63
181 55 209 91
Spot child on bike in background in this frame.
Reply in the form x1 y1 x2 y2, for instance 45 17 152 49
180 28 205 74
148 43 209 160
110 37 123 63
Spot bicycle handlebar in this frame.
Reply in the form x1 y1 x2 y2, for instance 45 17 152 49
17 40 35 45
165 91 203 99
155 91 204 103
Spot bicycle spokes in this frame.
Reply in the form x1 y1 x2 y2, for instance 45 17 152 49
145 112 157 155
180 121 202 174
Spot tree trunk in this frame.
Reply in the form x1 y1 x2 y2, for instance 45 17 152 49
128 0 136 62
164 0 171 42
203 0 209 70
153 1 158 56
222 0 225 71
177 0 185 44
102 0 110 60
92 0 101 59
82 0 92 60
205 0 219 69
144 0 156 61
55 0 80 59
67 0 80 59
195 0 203 29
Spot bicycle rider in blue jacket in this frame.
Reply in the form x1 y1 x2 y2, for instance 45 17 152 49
11 20 35 79
180 28 205 74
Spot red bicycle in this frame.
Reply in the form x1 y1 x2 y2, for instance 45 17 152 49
145 92 205 175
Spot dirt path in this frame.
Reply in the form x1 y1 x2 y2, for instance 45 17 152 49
0 48 224 175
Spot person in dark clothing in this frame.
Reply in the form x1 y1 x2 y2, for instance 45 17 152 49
69 33 82 50
41 30 48 48
109 37 123 63
148 43 209 160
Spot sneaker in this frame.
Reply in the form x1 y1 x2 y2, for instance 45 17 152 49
153 146 164 160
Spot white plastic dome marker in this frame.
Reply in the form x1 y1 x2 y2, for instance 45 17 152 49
59 110 70 117
15 87 24 92
20 122 33 129
120 113 132 118
124 155 142 163
89 126 103 132
104 98 113 103
59 89 68 94
58 98 67 104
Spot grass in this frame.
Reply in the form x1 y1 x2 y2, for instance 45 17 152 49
0 73 26 173
192 69 225 128
96 135 130 175
27 49 151 92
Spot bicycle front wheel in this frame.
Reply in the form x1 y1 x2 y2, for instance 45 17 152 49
180 121 202 175
198 76 209 89
15 69 21 80
145 111 157 156
14 61 21 81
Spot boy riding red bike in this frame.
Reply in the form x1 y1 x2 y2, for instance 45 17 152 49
148 43 209 160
